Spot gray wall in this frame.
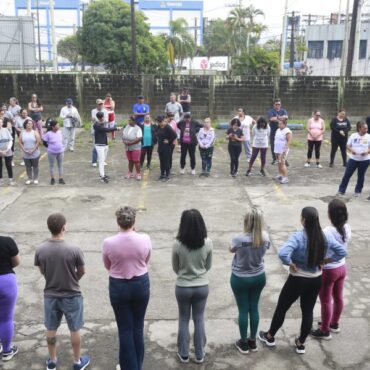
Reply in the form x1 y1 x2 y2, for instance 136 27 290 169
1 74 370 122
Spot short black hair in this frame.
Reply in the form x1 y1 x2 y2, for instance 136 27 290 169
230 118 241 127
47 213 66 235
96 111 104 120
257 117 267 130
156 115 164 123
23 118 33 129
176 209 207 250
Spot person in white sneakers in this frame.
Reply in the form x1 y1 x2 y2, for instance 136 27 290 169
0 119 15 186
274 119 292 184
305 111 325 169
234 108 255 163
60 98 81 152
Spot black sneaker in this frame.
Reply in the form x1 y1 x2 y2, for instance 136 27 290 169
58 178 65 185
285 160 289 167
50 178 55 185
329 163 334 168
271 160 276 165
258 331 275 347
176 352 189 363
294 338 305 354
367 196 370 201
235 339 249 354
259 169 266 177
311 328 332 340
2 345 19 361
343 162 347 167
100 176 109 184
317 322 340 333
245 170 251 176
248 339 258 352
162 176 170 182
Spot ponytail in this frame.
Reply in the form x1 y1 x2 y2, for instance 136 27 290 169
328 199 348 242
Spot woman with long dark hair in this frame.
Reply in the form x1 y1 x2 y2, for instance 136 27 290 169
258 207 347 354
28 93 44 137
330 109 351 167
172 209 213 364
226 118 244 177
103 206 152 370
230 208 270 354
311 199 351 339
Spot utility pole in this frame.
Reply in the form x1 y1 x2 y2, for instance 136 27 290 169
130 0 138 75
280 0 289 75
346 0 360 77
338 0 342 24
49 0 58 72
340 0 351 77
194 17 198 46
36 0 42 71
289 12 295 72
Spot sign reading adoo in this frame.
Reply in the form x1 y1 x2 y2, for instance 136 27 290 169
183 57 229 71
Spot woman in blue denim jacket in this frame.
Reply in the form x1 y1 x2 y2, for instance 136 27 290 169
258 206 347 354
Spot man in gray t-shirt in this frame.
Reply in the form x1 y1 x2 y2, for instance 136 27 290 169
165 93 183 122
34 213 90 370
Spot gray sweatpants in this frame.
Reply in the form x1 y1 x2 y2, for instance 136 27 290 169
63 126 75 151
24 157 40 180
48 153 63 178
175 285 209 359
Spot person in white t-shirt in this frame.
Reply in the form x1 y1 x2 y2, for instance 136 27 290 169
337 121 370 196
234 108 255 162
59 98 81 152
273 119 292 184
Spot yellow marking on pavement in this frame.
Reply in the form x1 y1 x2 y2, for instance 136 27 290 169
18 152 47 180
137 168 150 211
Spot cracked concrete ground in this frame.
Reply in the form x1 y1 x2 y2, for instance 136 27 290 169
1 128 369 370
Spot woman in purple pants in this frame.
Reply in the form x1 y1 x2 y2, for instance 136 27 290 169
0 235 20 361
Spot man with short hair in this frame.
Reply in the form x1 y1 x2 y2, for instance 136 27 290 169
34 213 90 370
133 95 150 125
60 98 81 152
165 93 183 122
267 99 288 164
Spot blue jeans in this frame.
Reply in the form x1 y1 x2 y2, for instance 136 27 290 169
338 158 370 194
199 147 213 173
109 274 150 370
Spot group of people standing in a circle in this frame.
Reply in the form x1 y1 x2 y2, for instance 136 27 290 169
0 198 349 369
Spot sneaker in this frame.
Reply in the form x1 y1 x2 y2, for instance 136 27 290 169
311 328 332 340
329 163 334 168
285 160 289 167
199 172 206 177
258 331 275 347
280 177 289 184
354 192 361 198
343 162 347 167
125 172 134 179
274 175 282 181
73 355 90 370
234 339 249 354
46 358 57 370
245 170 251 176
104 162 108 166
248 339 258 352
190 169 196 175
2 346 18 361
336 192 345 197
0 343 2 353
304 162 311 168
176 352 189 363
157 176 164 181
194 356 205 364
367 196 370 201
8 179 16 186
162 176 170 182
50 178 55 185
136 174 142 181
92 163 97 167
316 163 323 169
11 161 15 167
116 365 121 370
259 169 266 177
294 338 305 354
271 160 276 165
33 180 39 185
100 176 109 184
317 322 340 333
20 161 25 166
58 178 66 185
146 165 151 170
70 148 74 152
180 168 185 175
25 179 32 185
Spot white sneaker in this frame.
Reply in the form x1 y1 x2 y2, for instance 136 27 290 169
25 180 32 185
20 161 25 166
92 163 97 167
190 169 196 175
33 180 39 185
104 162 108 166
116 365 121 370
9 179 16 186
280 177 289 184
274 175 282 181
316 164 323 169
304 163 311 168
180 168 185 175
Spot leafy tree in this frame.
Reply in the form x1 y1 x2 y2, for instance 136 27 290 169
79 0 167 73
57 34 80 70
163 18 195 74
203 19 232 57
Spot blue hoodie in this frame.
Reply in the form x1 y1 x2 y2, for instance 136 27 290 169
278 230 347 273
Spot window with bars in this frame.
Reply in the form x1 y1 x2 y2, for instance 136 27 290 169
327 41 342 59
307 41 324 59
359 40 367 59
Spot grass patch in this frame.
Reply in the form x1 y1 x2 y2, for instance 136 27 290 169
290 139 305 148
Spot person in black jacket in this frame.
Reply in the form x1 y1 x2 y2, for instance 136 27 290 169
156 116 177 181
177 113 203 175
330 109 351 167
93 111 117 183
138 114 157 170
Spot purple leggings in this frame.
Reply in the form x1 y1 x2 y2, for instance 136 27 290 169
319 265 346 332
0 273 18 352
249 147 267 169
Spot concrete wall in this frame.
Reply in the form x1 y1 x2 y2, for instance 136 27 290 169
1 73 370 122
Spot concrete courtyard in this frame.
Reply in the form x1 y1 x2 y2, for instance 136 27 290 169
0 128 369 370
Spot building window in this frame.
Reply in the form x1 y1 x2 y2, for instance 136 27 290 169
327 41 342 59
359 40 367 59
307 41 324 58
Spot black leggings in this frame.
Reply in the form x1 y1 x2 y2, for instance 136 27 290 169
158 145 171 177
140 146 153 167
307 140 322 160
228 144 242 174
0 156 13 179
268 274 322 343
180 143 196 170
330 135 347 165
270 127 278 160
